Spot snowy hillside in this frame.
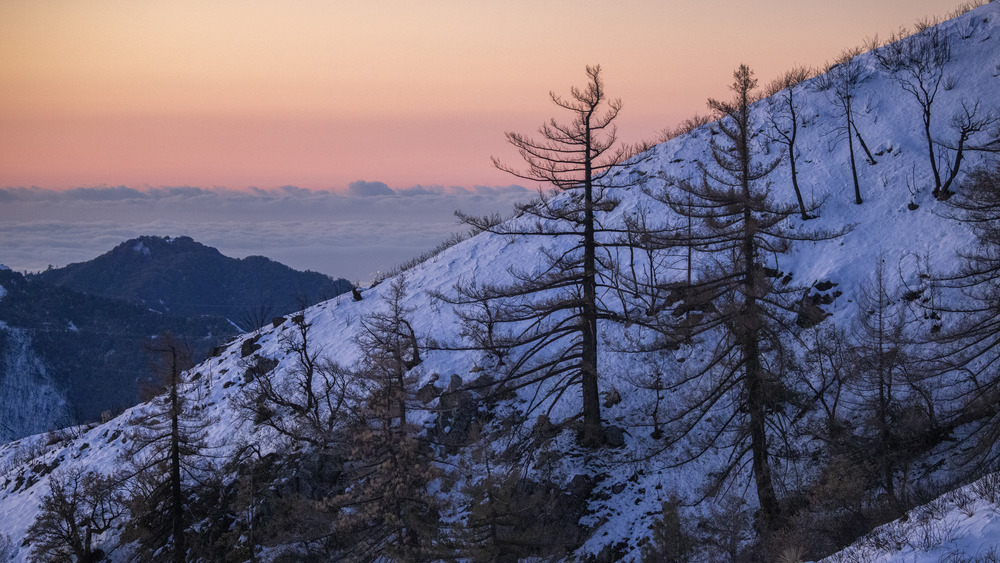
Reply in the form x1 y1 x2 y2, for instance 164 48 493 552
1 3 999 561
820 471 1000 562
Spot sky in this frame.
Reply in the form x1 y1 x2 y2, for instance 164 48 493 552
0 0 980 281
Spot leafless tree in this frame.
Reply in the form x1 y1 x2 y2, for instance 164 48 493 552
937 99 1000 195
933 162 1000 473
767 67 815 219
331 276 443 561
876 27 952 198
819 49 875 205
849 258 932 504
233 313 348 448
655 65 845 532
449 65 643 447
25 469 124 563
237 298 275 333
121 334 207 563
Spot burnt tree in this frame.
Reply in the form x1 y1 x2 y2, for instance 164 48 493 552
820 49 874 205
655 65 843 532
876 27 951 198
766 66 814 219
450 65 640 447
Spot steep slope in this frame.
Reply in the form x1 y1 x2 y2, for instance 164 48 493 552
0 268 236 441
33 235 353 328
0 322 68 445
0 4 998 560
819 471 1000 562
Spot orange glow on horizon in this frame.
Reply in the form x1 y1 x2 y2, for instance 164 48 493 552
0 0 979 191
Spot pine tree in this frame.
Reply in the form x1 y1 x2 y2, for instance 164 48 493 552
332 277 443 561
654 65 844 532
849 258 930 504
933 162 1000 472
449 65 643 447
121 334 208 563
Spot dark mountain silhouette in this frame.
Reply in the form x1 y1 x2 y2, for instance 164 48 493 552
0 237 353 439
0 267 235 437
33 235 353 330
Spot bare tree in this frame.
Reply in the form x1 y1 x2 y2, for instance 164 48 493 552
849 258 931 504
234 313 348 447
237 298 275 333
655 65 844 532
450 65 641 447
937 99 1000 195
933 162 1000 473
121 334 206 563
356 276 422 430
25 469 124 563
801 326 853 441
876 27 952 198
332 276 443 561
767 67 815 219
820 49 874 205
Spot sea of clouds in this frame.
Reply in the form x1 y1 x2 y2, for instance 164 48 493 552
0 182 531 283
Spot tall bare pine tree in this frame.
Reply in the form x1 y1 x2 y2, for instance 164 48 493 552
656 65 844 532
450 65 639 447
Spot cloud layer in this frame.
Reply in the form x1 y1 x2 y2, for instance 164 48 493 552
0 184 530 282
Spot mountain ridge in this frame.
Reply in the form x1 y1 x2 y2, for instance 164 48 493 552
0 236 355 443
32 235 353 326
0 4 998 560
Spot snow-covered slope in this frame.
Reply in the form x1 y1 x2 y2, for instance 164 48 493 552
1 3 998 560
820 472 1000 562
0 323 70 444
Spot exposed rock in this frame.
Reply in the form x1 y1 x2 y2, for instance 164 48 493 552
604 425 626 448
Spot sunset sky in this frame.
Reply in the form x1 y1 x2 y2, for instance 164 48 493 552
0 0 983 281
0 0 976 191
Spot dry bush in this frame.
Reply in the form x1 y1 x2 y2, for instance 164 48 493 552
821 46 865 75
658 113 714 142
764 66 816 97
949 0 992 19
972 472 1000 504
914 16 942 32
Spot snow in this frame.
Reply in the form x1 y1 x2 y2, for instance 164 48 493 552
131 241 150 256
0 4 999 560
0 325 72 445
819 474 1000 562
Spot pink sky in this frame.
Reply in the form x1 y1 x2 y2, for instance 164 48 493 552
0 0 978 191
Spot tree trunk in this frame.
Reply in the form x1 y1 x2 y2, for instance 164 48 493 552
924 108 943 197
787 89 809 219
169 348 185 563
741 85 780 530
581 119 602 447
848 115 863 204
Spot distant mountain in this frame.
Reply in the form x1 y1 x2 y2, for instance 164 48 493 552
0 237 354 441
0 268 235 442
32 235 353 330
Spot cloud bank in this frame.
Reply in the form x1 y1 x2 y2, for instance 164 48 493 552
0 183 530 282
